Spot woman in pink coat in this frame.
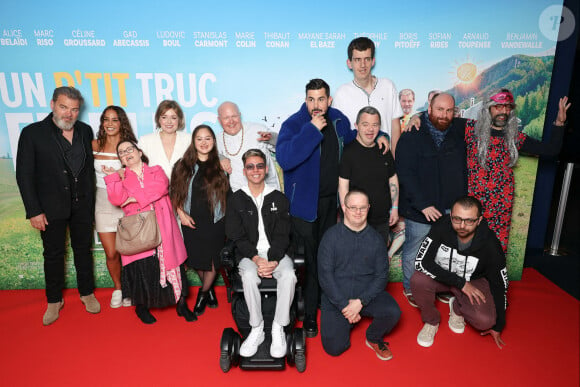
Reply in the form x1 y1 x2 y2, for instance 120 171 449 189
104 140 196 324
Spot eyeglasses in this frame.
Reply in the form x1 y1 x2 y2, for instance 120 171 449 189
451 215 479 226
491 104 513 112
346 205 369 213
245 163 266 171
118 146 136 157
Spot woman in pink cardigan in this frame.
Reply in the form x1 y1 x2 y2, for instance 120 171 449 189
104 140 196 324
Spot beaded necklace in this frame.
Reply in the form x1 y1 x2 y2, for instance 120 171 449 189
222 126 244 156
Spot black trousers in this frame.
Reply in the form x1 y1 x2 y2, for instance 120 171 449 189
40 199 95 303
291 195 337 318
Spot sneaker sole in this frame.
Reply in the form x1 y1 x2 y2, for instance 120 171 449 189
270 346 287 358
365 340 393 361
305 329 318 338
403 290 418 308
448 323 465 334
417 337 434 348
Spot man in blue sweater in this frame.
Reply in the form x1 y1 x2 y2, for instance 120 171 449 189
318 190 401 360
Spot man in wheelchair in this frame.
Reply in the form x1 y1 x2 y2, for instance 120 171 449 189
225 149 297 358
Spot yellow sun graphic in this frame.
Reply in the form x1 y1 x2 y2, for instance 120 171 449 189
457 62 477 83
449 55 481 91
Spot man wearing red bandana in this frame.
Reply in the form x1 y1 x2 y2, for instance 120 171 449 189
465 89 570 253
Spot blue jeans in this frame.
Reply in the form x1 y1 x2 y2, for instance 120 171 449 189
401 218 431 292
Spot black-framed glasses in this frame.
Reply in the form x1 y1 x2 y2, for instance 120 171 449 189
346 205 369 213
245 163 266 171
451 215 479 226
118 146 136 157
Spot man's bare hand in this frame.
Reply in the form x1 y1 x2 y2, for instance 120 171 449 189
462 281 486 305
376 136 390 154
481 329 505 349
342 299 363 323
311 114 327 131
405 114 422 132
421 206 442 222
220 158 232 174
556 96 571 124
259 261 278 278
30 213 48 231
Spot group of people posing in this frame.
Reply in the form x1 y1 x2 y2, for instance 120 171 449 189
16 37 569 362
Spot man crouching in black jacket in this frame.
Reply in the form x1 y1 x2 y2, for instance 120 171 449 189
412 196 508 349
225 149 296 359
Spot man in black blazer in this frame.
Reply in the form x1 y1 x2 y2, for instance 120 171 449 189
16 86 100 326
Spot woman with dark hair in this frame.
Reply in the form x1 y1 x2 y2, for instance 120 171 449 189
171 125 230 316
92 106 137 308
104 140 196 324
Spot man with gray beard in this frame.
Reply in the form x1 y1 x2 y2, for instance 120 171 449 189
466 89 569 253
16 86 100 326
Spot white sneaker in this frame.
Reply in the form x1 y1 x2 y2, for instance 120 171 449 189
448 297 465 334
122 298 132 307
417 323 439 347
110 290 123 308
240 322 265 357
270 321 287 358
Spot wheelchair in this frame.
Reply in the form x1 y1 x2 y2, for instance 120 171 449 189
219 241 306 373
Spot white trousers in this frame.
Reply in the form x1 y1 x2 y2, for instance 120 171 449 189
238 255 297 327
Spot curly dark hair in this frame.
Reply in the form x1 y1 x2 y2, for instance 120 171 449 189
95 106 137 151
170 125 229 214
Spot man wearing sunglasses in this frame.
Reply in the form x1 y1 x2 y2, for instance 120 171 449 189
411 196 508 349
225 149 296 358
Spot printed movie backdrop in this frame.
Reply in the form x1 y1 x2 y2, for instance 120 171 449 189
0 0 570 289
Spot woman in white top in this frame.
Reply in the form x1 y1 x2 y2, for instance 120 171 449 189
92 106 137 308
138 100 191 180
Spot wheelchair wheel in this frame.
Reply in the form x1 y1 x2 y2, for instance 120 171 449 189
294 328 306 372
220 328 240 372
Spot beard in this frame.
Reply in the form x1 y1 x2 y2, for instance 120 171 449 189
492 113 508 128
53 115 75 131
428 113 451 131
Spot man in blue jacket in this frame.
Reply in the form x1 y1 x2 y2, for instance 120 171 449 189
395 93 467 308
318 189 401 360
276 78 357 337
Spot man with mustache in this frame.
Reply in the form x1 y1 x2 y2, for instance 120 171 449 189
466 89 568 253
395 93 467 308
276 78 358 338
16 86 100 325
